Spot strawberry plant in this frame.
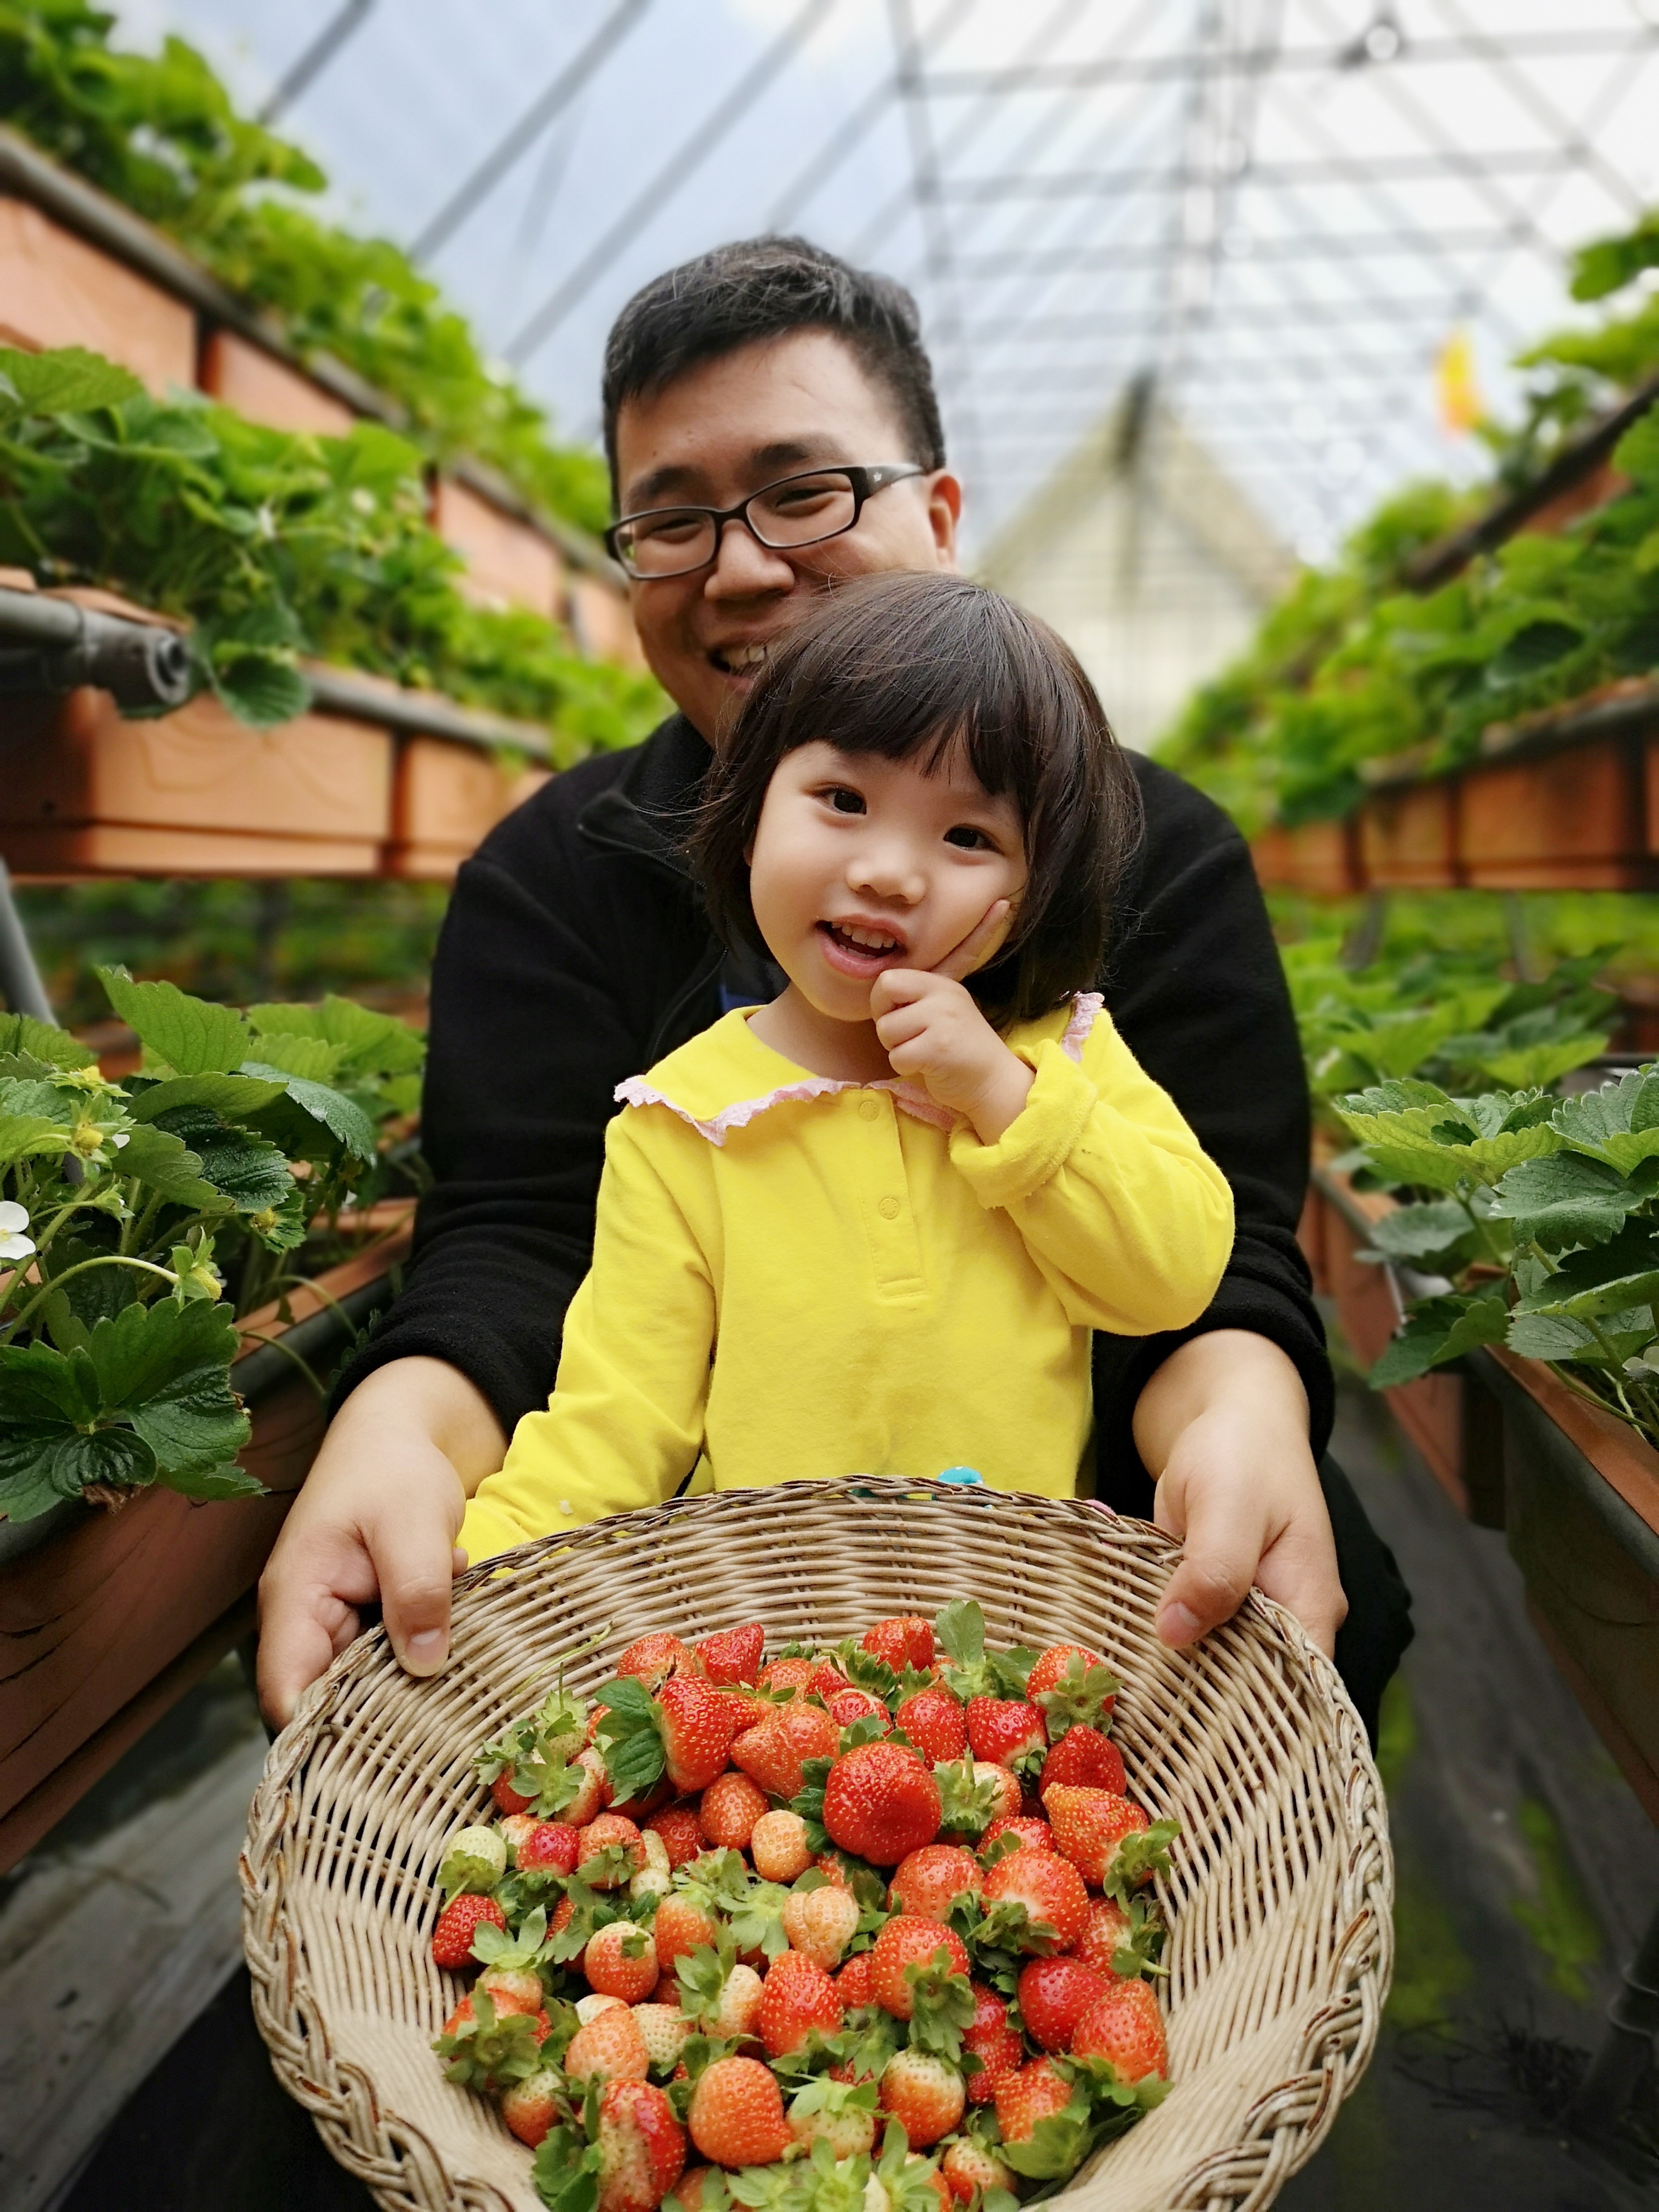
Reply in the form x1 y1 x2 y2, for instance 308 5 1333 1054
0 0 611 534
1333 1061 1659 1451
0 343 665 744
0 964 423 1526
423 1610 1175 2207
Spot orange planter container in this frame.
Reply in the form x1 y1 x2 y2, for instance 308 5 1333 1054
0 686 394 876
1460 736 1652 890
432 476 565 618
1356 779 1460 888
198 327 357 437
1252 818 1362 896
387 734 549 880
0 193 195 393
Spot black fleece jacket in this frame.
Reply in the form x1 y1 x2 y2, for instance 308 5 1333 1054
338 714 1332 1508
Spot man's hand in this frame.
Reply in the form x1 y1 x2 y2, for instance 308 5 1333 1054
255 1357 504 1729
870 900 1032 1141
1131 1331 1347 1658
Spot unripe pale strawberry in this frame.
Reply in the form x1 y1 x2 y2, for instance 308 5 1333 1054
878 2048 964 2147
750 1810 813 1882
499 1811 540 1854
564 2004 649 2086
780 1882 862 1969
699 1771 768 1851
631 2003 692 2072
477 1965 544 2015
595 2078 686 2212
941 2139 1015 2201
564 1747 608 1827
501 2066 563 2148
787 2074 878 2158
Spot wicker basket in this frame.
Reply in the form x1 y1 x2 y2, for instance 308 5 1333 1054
241 1478 1392 2211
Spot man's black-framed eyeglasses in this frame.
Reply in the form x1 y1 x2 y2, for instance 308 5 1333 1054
605 463 926 580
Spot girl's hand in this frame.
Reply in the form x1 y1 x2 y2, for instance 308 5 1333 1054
869 900 1033 1142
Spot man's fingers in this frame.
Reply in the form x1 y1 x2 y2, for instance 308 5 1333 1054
1153 1482 1263 1647
374 1511 461 1678
931 899 1012 984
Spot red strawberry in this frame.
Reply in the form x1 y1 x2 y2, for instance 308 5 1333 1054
750 1810 813 1883
1070 1977 1168 2080
879 2049 964 2148
616 1634 704 1684
993 2057 1074 2143
868 1917 972 2020
1018 1956 1111 2051
979 1849 1088 1952
757 1657 819 1695
940 2139 1014 2201
491 1772 535 1817
826 1687 890 1731
757 1950 844 2056
1025 1643 1104 1701
596 2078 686 2212
658 1678 739 1794
961 1983 1024 2105
862 1617 934 1671
564 1747 608 1827
894 1686 967 1764
431 1892 506 1971
695 1622 765 1685
671 2171 722 2212
965 1697 1046 1777
887 1843 982 1922
836 1951 874 2008
644 1803 705 1869
982 1815 1050 1857
653 1892 721 1974
699 1771 768 1850
501 2066 563 2147
1044 1785 1159 1889
822 1742 942 1865
1038 1723 1125 1798
585 1921 660 2004
732 1703 839 1798
722 1688 773 1732
578 1813 645 1887
1074 1898 1134 1977
564 2005 650 2087
478 1966 545 2016
517 1821 581 1877
687 2056 793 2167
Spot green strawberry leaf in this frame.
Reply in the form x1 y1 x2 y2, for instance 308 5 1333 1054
1105 1820 1179 1910
96 966 250 1077
592 1675 666 1800
791 1757 833 1852
532 2126 600 2212
1368 1292 1510 1388
1488 1151 1652 1251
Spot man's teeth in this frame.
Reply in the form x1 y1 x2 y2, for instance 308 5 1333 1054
838 925 901 951
724 643 770 669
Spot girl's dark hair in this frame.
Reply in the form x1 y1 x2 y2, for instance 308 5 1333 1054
692 572 1144 1024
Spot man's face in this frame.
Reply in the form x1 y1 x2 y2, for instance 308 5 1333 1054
612 329 962 742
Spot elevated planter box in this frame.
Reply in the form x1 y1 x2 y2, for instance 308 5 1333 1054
1249 818 1362 896
568 571 645 671
0 192 194 394
1356 777 1460 890
1475 1346 1659 1825
431 476 565 619
0 1218 412 1872
198 327 357 438
1459 731 1653 891
387 734 549 880
0 682 394 876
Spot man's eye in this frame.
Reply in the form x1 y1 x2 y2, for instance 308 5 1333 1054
945 825 993 850
824 787 865 815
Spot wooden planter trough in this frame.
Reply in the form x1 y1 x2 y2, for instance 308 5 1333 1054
0 1216 411 1872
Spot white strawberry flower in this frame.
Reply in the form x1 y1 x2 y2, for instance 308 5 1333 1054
0 1199 33 1261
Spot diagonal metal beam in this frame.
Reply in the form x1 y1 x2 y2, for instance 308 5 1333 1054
504 0 833 366
256 0 376 122
935 146 1586 199
409 0 652 261
960 223 1549 276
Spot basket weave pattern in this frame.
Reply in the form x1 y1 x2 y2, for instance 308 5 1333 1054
242 1478 1392 2212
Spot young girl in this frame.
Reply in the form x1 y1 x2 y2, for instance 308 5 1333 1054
457 572 1233 1563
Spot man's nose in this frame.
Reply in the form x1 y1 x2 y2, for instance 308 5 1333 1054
703 515 796 598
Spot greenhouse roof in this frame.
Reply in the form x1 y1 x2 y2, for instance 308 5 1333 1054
116 0 1659 560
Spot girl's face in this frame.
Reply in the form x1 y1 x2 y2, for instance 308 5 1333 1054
746 739 1028 1023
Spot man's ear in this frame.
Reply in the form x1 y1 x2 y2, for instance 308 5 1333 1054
925 469 964 569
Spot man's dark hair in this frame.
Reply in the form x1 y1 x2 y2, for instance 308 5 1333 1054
692 572 1143 1025
602 236 946 501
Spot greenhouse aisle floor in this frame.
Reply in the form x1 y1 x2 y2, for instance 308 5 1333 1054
5 1380 1656 2212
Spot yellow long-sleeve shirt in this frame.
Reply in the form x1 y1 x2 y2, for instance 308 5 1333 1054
458 993 1233 1563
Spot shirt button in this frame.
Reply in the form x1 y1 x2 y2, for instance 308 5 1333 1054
877 1195 901 1220
859 1096 881 1122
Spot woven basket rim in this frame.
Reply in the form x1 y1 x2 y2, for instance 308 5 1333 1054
243 1476 1392 2212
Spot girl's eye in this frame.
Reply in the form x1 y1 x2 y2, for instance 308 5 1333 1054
825 787 865 815
945 825 994 850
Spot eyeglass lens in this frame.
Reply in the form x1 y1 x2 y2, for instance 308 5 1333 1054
618 471 859 577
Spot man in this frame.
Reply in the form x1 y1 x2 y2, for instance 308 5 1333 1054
258 236 1409 1734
